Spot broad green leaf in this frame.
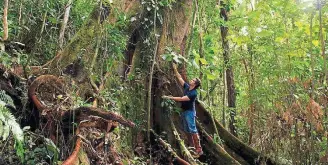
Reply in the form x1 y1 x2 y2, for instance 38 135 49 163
48 17 58 24
295 21 303 28
161 54 173 61
312 40 319 47
305 26 310 35
206 73 216 80
192 49 200 58
275 37 284 43
192 59 200 69
199 58 208 65
258 30 273 37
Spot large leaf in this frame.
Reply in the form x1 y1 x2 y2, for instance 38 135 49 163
312 40 319 47
199 58 208 65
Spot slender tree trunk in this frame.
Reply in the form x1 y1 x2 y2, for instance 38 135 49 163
147 0 159 156
198 0 205 98
219 2 237 136
58 0 73 50
19 0 23 26
318 0 327 84
185 0 198 59
243 46 255 145
310 12 315 98
3 0 9 41
222 60 226 127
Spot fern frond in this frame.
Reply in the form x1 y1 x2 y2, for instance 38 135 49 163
0 90 14 107
0 90 24 162
0 121 3 137
0 102 23 141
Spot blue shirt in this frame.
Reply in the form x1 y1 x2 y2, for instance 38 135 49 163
181 82 197 111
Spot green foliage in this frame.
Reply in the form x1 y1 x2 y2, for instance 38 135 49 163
161 98 181 115
23 131 60 165
0 90 24 162
161 47 189 64
158 0 176 9
105 24 128 61
0 51 12 68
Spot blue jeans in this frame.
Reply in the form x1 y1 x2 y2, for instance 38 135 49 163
181 110 198 133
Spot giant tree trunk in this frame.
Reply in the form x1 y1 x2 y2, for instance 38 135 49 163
125 0 195 155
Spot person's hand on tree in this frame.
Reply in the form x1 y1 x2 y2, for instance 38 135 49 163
172 63 178 72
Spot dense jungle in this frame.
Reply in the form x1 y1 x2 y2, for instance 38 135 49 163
0 0 327 164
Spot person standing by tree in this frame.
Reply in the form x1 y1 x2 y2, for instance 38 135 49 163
162 63 203 157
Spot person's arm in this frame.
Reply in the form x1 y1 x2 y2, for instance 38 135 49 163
163 95 190 101
172 63 185 86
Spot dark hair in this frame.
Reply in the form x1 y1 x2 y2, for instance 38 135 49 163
194 78 201 89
